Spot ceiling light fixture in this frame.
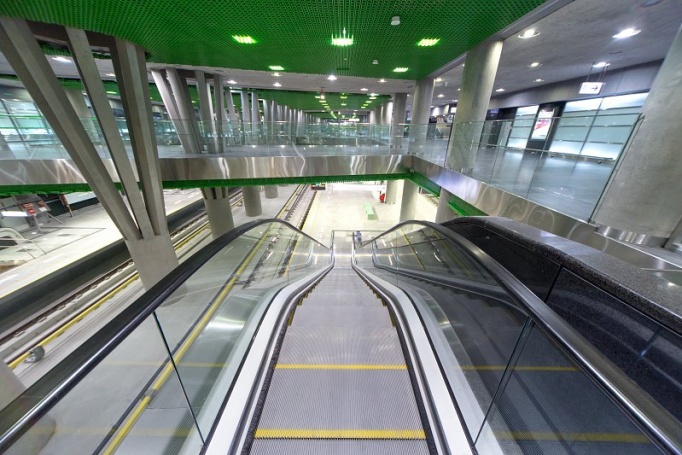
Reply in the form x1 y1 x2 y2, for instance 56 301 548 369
378 79 386 83
529 62 541 68
435 78 443 82
340 95 347 99
51 56 71 63
273 82 282 87
372 59 379 65
105 72 116 77
437 94 444 98
593 61 610 68
227 79 237 84
341 103 347 106
417 38 440 47
495 88 506 92
518 28 540 39
269 65 284 71
233 35 256 44
613 28 641 39
393 67 408 73
534 78 544 82
106 91 117 94
360 88 368 91
369 93 378 96
327 75 337 81
272 72 281 77
391 16 401 26
332 27 354 46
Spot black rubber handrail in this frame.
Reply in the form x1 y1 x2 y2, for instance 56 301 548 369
360 220 682 454
0 218 330 451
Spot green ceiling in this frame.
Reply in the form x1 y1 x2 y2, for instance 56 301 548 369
257 89 390 113
0 0 544 80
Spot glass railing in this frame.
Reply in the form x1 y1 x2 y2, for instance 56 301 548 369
410 114 641 221
0 219 331 454
354 221 680 454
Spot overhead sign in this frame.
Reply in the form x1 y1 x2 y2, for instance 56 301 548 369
579 82 604 95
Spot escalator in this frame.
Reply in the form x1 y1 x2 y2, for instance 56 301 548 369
0 219 679 455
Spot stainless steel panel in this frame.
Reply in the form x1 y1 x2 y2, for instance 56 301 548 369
408 156 682 275
0 154 408 186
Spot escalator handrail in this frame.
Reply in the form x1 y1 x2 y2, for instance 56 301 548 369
360 220 681 454
0 218 331 451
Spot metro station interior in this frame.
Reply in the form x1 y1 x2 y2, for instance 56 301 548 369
0 1 681 454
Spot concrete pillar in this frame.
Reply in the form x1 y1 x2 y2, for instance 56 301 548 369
201 187 234 238
385 179 399 204
65 88 98 143
594 25 682 245
195 71 216 153
214 75 224 153
264 185 278 199
242 185 262 217
225 87 239 145
435 188 456 223
409 77 435 153
0 133 13 159
251 92 260 141
240 90 250 142
445 40 503 173
166 68 203 153
399 179 419 222
391 93 407 149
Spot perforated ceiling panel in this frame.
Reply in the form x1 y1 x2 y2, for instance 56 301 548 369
0 0 544 80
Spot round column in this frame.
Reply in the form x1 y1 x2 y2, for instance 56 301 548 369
242 185 263 217
201 187 234 238
399 179 419 222
264 185 278 199
385 179 399 204
435 188 456 223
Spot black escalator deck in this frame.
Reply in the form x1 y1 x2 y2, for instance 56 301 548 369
244 232 433 454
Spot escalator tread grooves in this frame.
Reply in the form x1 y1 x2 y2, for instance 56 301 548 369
381 300 439 455
240 303 296 455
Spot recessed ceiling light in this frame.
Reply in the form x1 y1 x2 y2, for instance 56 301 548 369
315 95 321 99
273 82 282 87
372 59 379 65
227 79 237 84
106 91 117 95
272 72 281 77
391 16 401 26
417 38 440 47
320 94 325 99
369 93 378 96
435 78 443 82
613 28 641 39
269 65 284 71
529 62 541 68
393 67 408 73
437 94 444 98
52 56 71 63
593 61 610 68
331 29 354 46
327 75 337 81
361 88 368 91
495 88 506 92
233 35 256 44
378 79 386 83
534 78 544 82
369 96 377 100
105 72 115 77
518 28 540 39
341 103 347 106
340 95 347 99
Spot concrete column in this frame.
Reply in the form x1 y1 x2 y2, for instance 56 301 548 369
225 87 239 144
214 75 224 153
594 25 682 245
409 77 435 152
201 187 234 238
262 98 270 123
445 40 503 173
195 71 216 153
240 90 250 142
264 185 278 199
435 188 456 223
251 92 260 141
0 133 13 159
399 179 419 222
166 68 203 153
391 93 407 149
152 70 196 154
383 101 393 125
385 179 399 204
65 88 98 143
242 185 262 217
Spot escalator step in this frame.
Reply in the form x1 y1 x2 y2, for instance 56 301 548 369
250 439 430 455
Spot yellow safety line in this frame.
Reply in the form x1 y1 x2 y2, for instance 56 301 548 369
275 364 407 370
460 365 579 372
100 361 227 368
494 430 649 443
255 428 426 440
104 213 281 454
8 274 139 369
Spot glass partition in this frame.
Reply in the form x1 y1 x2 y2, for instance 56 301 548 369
4 221 331 454
355 222 663 454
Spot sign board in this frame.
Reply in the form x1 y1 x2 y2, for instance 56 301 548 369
579 82 604 95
